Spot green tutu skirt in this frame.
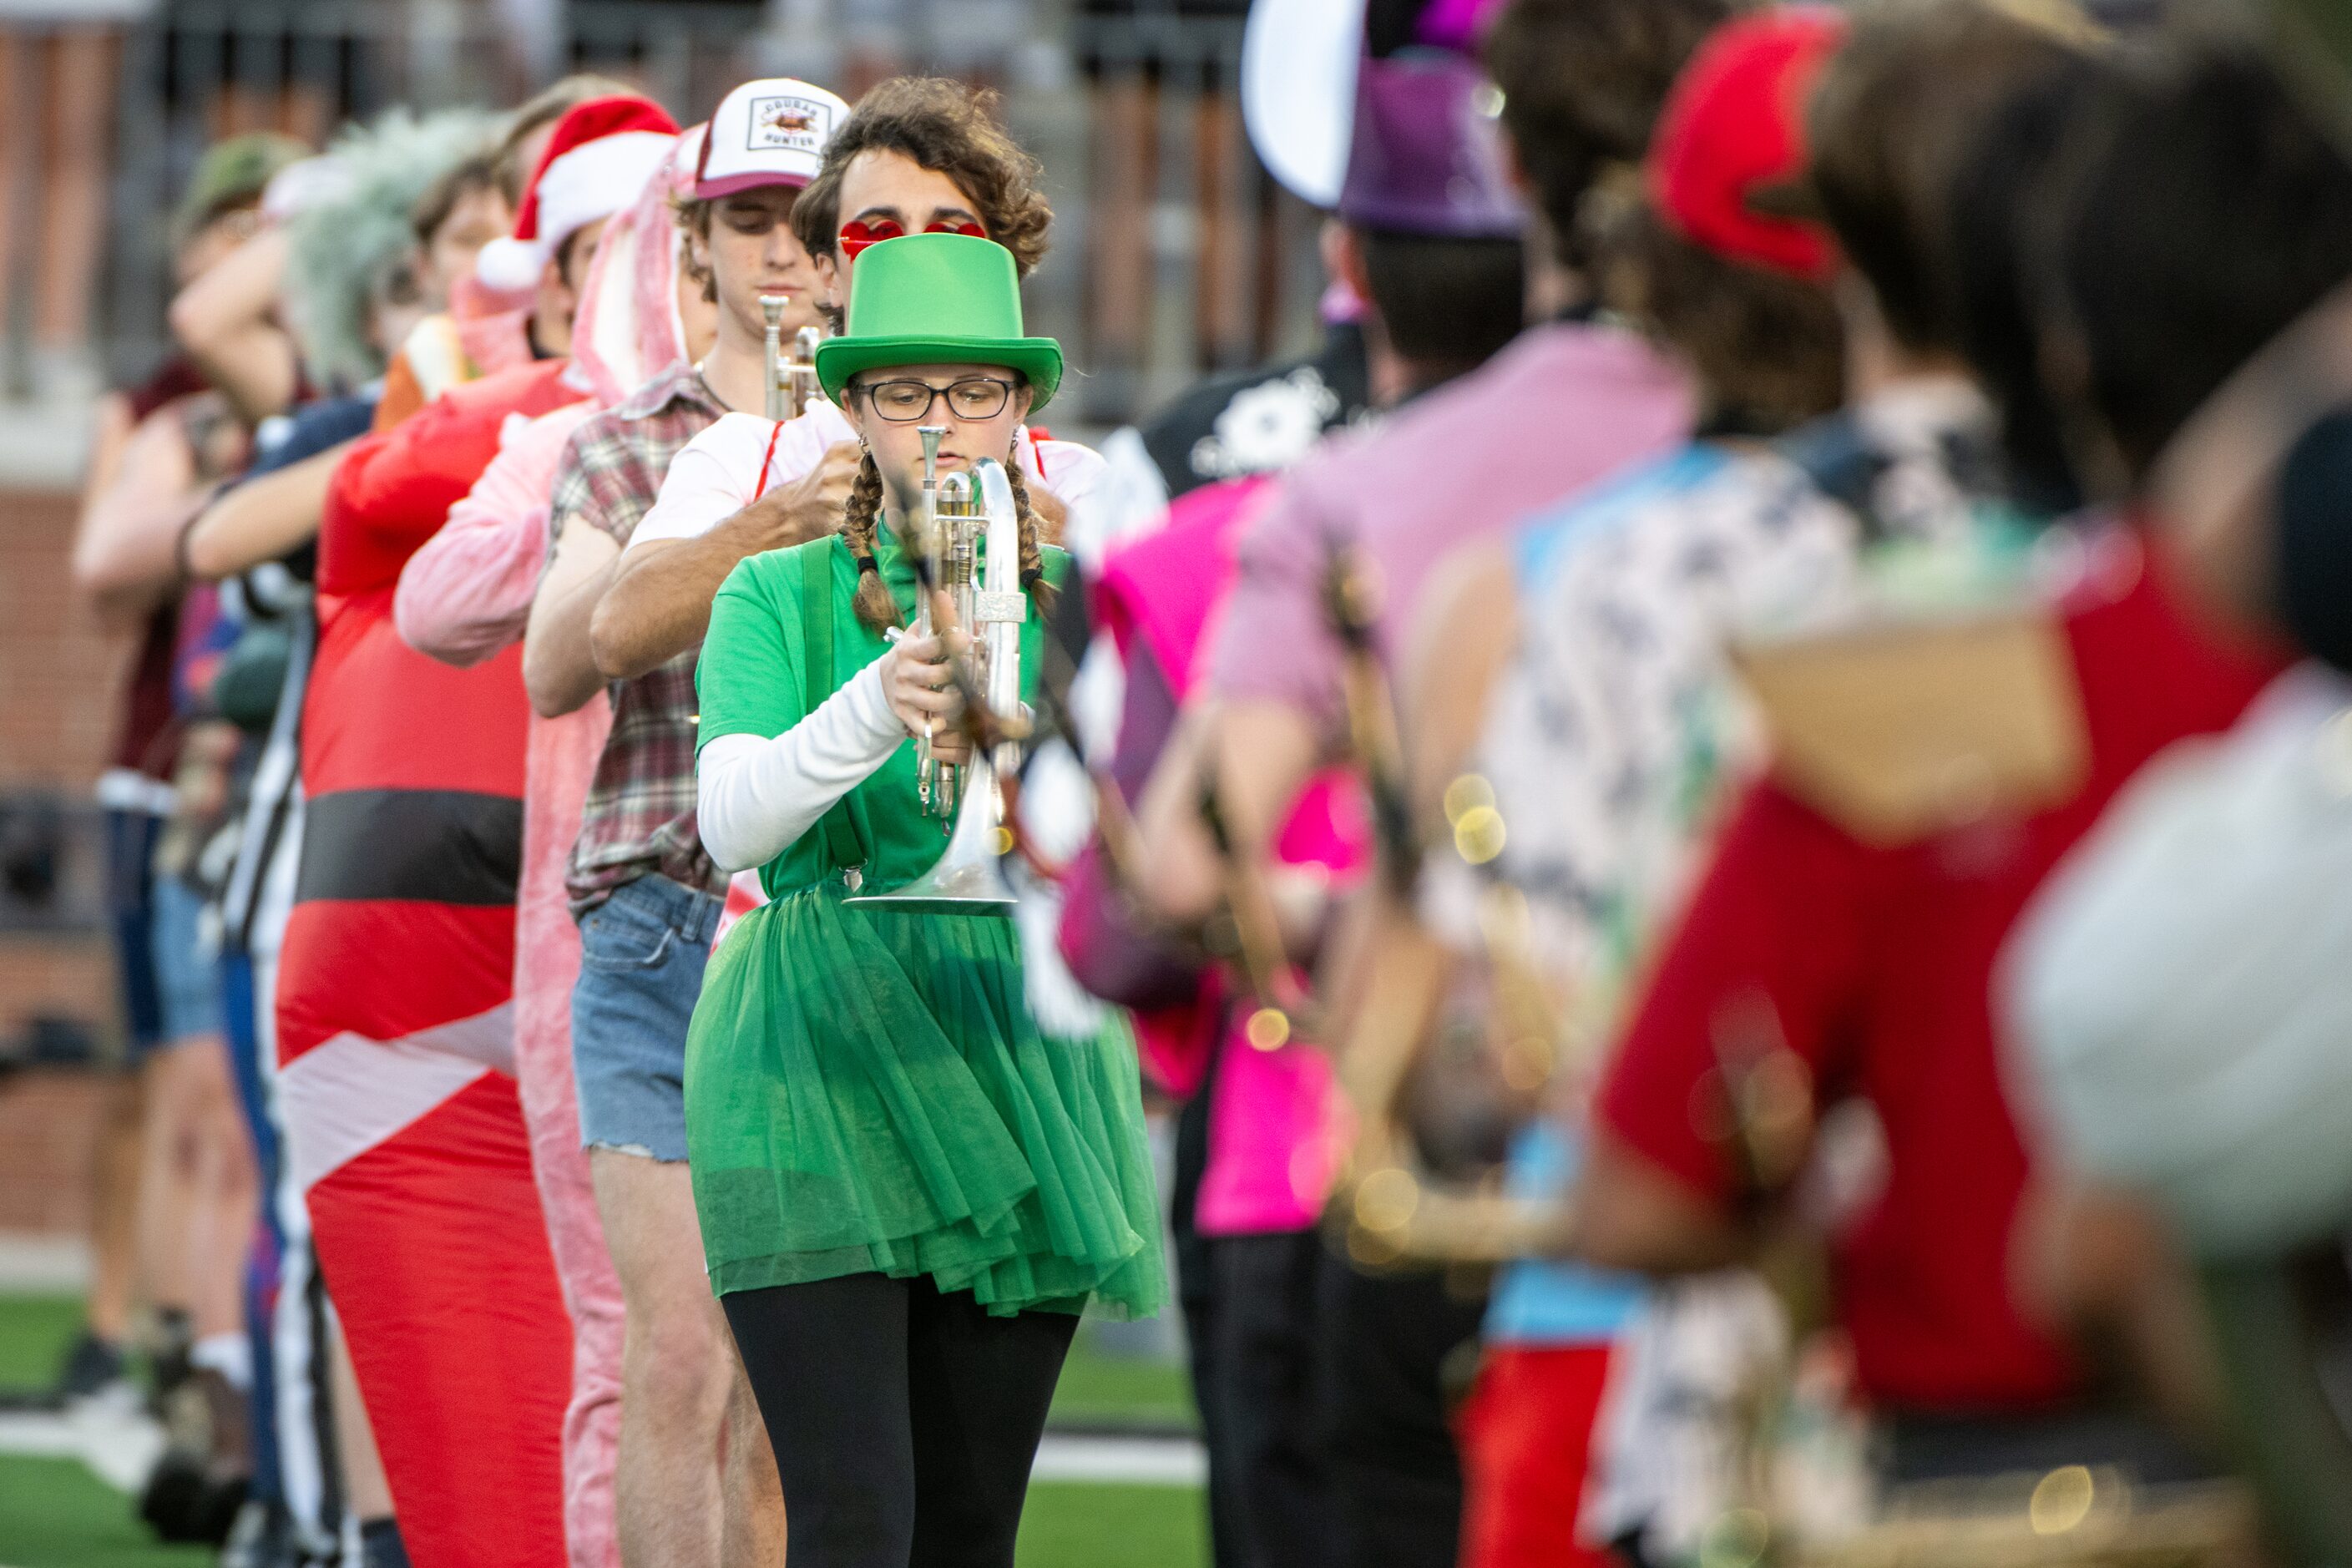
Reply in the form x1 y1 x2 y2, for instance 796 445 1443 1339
684 883 1167 1319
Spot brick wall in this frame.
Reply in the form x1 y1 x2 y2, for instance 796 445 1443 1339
0 1070 111 1233
0 486 132 1236
0 486 134 789
0 937 118 1046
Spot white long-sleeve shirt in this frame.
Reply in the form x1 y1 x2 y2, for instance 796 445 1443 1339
695 659 906 873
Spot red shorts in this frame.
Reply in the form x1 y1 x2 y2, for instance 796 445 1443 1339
1457 1342 1619 1568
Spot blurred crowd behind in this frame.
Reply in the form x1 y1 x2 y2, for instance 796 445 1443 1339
0 0 1318 437
20 0 2352 1565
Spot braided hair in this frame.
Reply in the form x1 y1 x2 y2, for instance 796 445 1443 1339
1003 458 1058 620
841 432 1058 631
842 448 898 631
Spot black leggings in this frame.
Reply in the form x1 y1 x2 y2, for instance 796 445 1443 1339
722 1274 1080 1568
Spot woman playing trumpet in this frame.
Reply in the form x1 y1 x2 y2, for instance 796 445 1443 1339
685 231 1165 1568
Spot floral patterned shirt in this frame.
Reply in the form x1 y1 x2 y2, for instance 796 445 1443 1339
1422 378 2012 1000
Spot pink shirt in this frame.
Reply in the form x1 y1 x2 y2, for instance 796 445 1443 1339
394 403 597 665
1189 322 1689 1232
1095 480 1366 1235
1206 321 1692 724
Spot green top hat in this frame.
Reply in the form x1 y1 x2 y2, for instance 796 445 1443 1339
813 232 1065 415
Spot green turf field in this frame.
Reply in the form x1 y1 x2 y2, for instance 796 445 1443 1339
0 1294 1206 1568
0 1295 79 1389
1018 1482 1206 1567
0 1457 211 1568
1048 1324 1197 1432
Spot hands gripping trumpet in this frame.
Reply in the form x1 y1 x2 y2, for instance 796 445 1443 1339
851 429 1033 915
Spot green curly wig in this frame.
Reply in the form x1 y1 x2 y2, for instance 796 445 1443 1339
287 107 499 392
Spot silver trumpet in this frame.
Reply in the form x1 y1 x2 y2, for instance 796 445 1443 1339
908 426 951 814
849 455 1028 916
758 296 823 422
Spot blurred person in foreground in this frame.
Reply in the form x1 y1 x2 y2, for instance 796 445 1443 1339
1051 18 1376 1565
1393 10 1839 1561
1396 5 2102 1559
1060 31 1530 1568
262 95 676 1568
61 130 303 1415
1997 32 2352 1549
1567 38 2352 1490
1125 1 1725 1561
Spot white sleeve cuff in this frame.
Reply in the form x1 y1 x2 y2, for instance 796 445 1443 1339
696 660 905 873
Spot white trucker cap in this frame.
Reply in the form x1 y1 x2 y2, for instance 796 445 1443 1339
692 78 852 200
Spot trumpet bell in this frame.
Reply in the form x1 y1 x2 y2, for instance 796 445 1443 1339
846 758 1016 915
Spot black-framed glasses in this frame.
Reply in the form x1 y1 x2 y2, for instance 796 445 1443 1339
857 377 1019 423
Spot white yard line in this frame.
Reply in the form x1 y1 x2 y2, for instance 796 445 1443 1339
0 1399 165 1493
1032 1433 1205 1487
1 1406 1201 1495
0 1233 91 1293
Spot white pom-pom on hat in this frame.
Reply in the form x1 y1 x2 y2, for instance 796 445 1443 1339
476 94 680 291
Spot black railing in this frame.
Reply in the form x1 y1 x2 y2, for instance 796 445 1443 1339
0 793 106 933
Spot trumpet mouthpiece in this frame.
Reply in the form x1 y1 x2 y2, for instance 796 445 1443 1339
759 295 787 328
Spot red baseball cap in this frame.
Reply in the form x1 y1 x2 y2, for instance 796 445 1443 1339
1646 6 1849 282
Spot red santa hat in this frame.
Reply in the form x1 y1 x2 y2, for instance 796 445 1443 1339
475 95 680 292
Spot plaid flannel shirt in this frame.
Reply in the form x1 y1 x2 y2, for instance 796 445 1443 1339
556 363 730 913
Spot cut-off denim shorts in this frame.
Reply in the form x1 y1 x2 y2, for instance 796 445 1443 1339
569 874 722 1162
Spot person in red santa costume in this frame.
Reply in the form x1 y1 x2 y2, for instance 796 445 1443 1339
271 94 678 1568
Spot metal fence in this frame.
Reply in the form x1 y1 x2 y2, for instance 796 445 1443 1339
47 0 1324 428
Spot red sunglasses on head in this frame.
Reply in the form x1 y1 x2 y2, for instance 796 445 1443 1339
837 215 989 260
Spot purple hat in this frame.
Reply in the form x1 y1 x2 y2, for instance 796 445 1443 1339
1336 49 1522 239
